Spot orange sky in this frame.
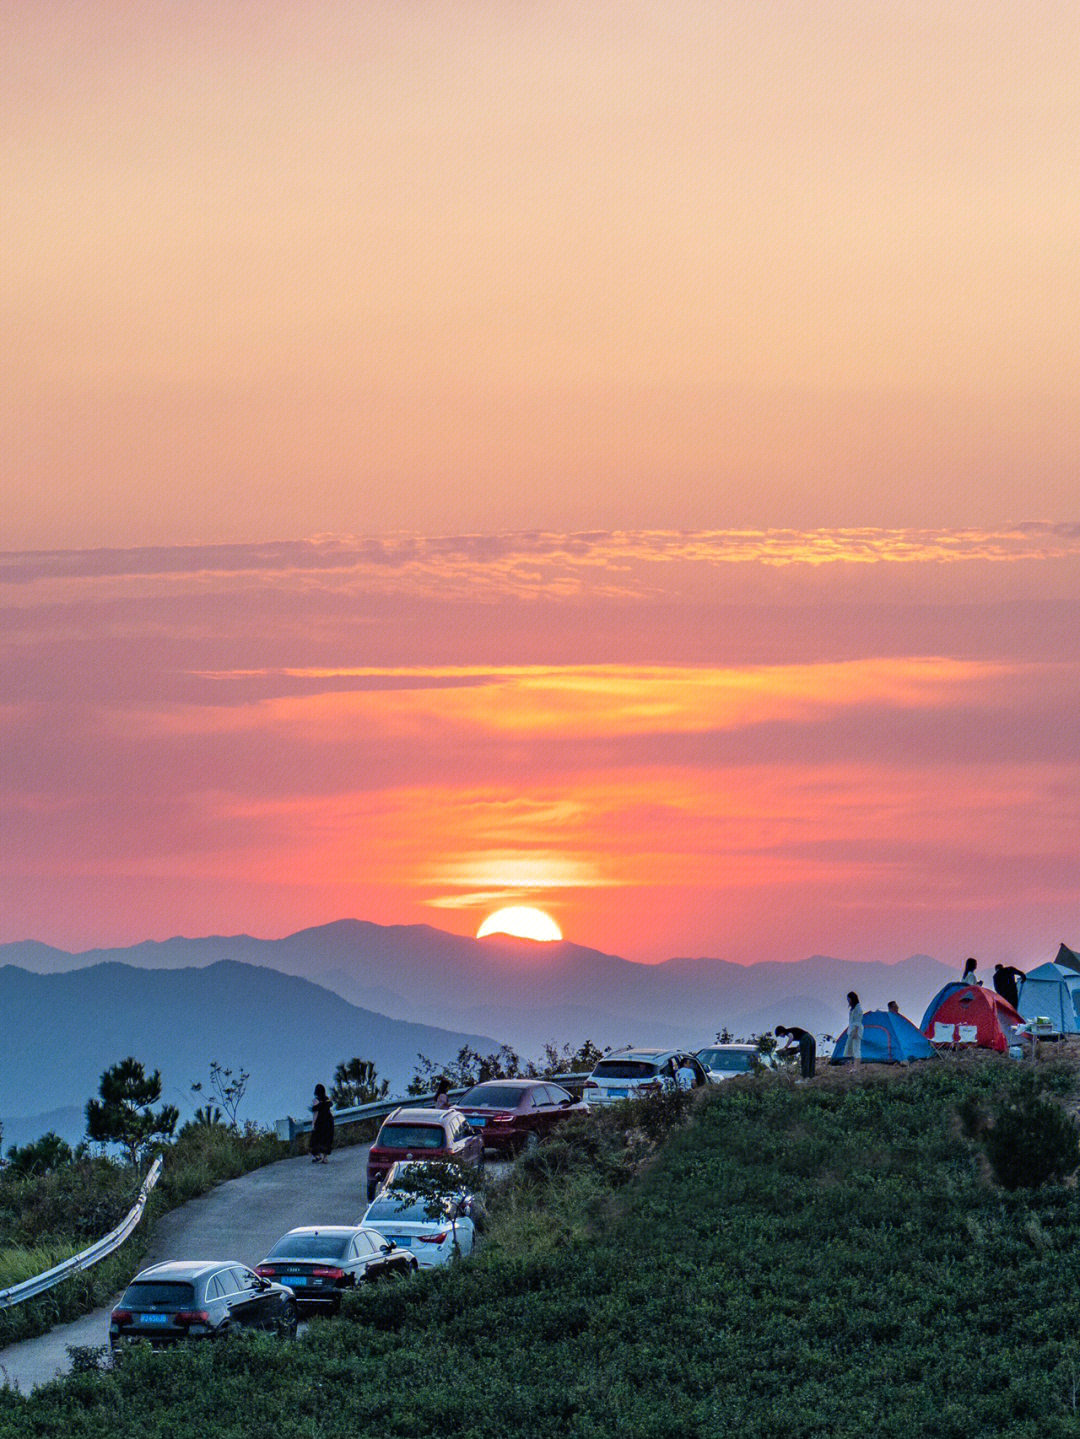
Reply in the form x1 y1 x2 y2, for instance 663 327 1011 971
2 5 1079 964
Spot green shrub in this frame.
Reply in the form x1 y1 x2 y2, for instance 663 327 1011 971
980 1081 1080 1190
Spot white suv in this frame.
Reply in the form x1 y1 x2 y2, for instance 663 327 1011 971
581 1049 706 1106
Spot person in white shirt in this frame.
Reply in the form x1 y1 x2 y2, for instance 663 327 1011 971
674 1060 697 1091
847 992 864 1067
962 956 982 986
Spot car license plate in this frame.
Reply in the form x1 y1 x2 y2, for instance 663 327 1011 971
467 1116 487 1127
286 1274 308 1285
139 1313 169 1325
390 1236 411 1247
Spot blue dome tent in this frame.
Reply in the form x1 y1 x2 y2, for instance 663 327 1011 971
1016 962 1080 1035
830 1008 935 1064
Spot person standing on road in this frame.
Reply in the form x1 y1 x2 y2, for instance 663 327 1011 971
310 1083 334 1164
847 992 864 1068
775 1025 816 1081
993 963 1026 1010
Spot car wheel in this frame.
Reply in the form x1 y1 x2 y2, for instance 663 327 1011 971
522 1130 540 1155
277 1302 298 1340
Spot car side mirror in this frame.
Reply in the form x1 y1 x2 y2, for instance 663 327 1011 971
381 1241 395 1252
255 1277 271 1290
559 1098 572 1107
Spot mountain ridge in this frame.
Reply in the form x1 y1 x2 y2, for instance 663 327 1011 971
0 920 961 1061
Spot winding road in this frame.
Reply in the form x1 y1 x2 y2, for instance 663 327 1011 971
0 1140 375 1394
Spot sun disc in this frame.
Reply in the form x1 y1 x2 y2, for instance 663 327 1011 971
476 906 562 942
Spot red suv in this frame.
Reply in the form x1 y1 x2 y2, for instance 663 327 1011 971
365 1107 483 1201
454 1079 586 1155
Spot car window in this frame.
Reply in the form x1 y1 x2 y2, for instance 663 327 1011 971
590 1059 659 1080
232 1266 259 1292
546 1085 572 1105
459 1083 528 1108
377 1123 447 1149
697 1049 755 1072
212 1270 236 1296
207 1274 226 1300
267 1233 352 1259
353 1231 376 1255
122 1280 195 1307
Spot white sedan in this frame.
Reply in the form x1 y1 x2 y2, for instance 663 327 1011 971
359 1164 479 1269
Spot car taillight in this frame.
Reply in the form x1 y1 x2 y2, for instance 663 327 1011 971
111 1308 132 1325
256 1264 277 1277
174 1310 210 1325
490 1113 514 1123
312 1267 345 1279
416 1232 448 1244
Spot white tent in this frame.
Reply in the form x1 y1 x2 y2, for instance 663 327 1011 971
1017 962 1080 1035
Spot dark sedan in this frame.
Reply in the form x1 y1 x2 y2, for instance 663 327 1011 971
256 1225 416 1308
454 1079 587 1154
109 1260 296 1350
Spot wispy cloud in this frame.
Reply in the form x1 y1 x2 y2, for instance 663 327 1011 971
4 524 1080 597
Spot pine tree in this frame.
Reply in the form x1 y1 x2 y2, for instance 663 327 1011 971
85 1056 178 1166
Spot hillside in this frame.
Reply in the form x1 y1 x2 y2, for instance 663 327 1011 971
0 960 501 1145
0 919 960 1053
1 1058 1078 1436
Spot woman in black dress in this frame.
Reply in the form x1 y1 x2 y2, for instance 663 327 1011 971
310 1083 334 1164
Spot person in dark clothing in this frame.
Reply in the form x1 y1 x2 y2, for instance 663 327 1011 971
310 1083 334 1164
775 1025 816 1081
993 963 1026 1009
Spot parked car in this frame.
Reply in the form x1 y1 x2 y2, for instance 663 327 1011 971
109 1260 296 1350
695 1044 775 1082
365 1106 484 1201
581 1048 707 1106
454 1078 587 1154
255 1224 416 1309
360 1161 481 1268
696 1047 770 1082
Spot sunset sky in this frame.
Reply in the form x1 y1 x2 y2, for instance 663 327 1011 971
3 3 1079 965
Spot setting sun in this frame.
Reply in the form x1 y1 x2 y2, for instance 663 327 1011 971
476 907 563 942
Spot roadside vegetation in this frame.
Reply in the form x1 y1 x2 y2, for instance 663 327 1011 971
0 1041 598 1348
6 1057 1080 1435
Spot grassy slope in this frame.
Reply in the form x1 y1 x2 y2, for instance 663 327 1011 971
4 1062 1080 1437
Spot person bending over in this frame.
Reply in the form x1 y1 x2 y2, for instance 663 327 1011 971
775 1025 816 1081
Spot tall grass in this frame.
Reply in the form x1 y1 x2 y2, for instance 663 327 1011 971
0 1244 81 1290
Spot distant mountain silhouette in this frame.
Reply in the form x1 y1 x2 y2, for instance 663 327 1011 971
0 921 962 1082
0 959 501 1148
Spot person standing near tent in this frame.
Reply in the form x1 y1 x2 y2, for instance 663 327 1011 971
847 992 864 1067
993 963 1026 1010
775 1025 816 1081
962 957 982 986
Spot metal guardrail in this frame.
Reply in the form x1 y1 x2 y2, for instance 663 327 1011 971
0 1155 163 1310
275 1074 591 1141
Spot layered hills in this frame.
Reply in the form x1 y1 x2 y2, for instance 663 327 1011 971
0 960 501 1149
0 921 965 1151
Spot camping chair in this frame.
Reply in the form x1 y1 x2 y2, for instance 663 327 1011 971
931 1022 958 1050
956 1023 979 1045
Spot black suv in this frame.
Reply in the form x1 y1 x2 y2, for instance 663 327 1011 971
110 1260 297 1349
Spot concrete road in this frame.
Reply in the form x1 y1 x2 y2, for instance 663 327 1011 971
0 1140 372 1395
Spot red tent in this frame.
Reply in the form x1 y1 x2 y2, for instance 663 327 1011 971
920 983 1023 1052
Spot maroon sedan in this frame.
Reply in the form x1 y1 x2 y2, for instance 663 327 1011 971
366 1107 483 1201
454 1079 587 1155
